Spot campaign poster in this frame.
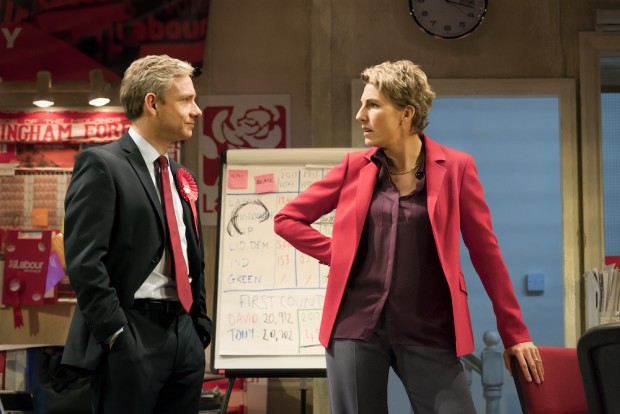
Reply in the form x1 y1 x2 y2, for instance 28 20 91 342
198 95 290 226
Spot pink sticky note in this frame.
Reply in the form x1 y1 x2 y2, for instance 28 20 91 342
228 170 249 189
255 173 276 194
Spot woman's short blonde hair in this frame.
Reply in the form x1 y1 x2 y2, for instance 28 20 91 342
361 60 435 133
120 54 195 120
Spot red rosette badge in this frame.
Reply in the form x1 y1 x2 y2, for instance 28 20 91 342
176 168 200 242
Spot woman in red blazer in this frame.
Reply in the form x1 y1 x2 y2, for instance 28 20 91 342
274 60 543 413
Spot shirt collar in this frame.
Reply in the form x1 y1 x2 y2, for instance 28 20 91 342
128 127 165 165
370 140 427 172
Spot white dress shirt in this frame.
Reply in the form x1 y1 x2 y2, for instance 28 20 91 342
128 128 190 300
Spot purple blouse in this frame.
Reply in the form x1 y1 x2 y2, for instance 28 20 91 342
331 149 455 349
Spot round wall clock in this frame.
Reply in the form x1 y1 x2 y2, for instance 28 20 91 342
409 0 488 40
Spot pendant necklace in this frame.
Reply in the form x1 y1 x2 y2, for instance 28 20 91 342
388 153 424 178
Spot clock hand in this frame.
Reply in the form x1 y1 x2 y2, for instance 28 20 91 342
445 0 475 8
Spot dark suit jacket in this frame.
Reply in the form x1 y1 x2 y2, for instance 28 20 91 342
61 133 212 371
274 135 531 357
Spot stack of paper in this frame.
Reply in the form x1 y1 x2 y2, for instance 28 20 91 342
583 264 620 328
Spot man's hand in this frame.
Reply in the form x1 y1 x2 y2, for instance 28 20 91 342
107 329 123 350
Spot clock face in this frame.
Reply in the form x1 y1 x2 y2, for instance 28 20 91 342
409 0 488 40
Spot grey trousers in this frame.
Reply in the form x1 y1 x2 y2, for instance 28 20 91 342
326 327 476 414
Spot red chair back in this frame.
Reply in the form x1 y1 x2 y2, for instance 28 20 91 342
511 346 588 414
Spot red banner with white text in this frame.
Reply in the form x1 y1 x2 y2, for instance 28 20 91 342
0 110 130 144
0 110 130 167
0 0 209 82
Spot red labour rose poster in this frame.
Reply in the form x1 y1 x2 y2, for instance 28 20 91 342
198 95 291 226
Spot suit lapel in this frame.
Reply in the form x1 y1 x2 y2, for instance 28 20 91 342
424 135 446 222
169 162 190 228
170 161 200 248
356 150 379 240
119 134 165 233
169 162 203 288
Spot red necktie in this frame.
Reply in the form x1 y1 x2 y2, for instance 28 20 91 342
158 156 192 312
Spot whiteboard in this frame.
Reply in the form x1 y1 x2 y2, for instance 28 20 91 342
212 147 360 375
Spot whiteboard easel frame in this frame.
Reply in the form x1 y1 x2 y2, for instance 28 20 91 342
210 147 360 377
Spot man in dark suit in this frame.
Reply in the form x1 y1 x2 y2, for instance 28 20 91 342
61 54 211 414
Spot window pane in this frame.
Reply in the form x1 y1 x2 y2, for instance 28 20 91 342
601 55 620 266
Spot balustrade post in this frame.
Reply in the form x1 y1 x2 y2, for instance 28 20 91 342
480 330 503 414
